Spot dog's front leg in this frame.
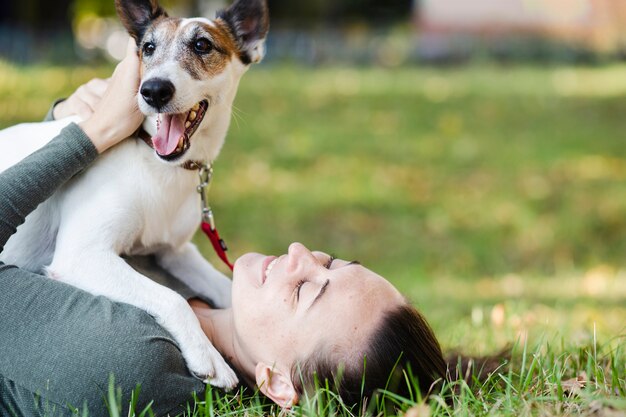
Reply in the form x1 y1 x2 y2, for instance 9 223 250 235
157 242 232 308
48 249 238 389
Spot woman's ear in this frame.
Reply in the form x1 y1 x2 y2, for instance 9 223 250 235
255 362 299 408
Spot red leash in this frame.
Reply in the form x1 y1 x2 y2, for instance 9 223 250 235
197 164 234 271
201 221 234 271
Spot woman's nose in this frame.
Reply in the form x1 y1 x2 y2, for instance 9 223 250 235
287 242 317 270
288 242 308 256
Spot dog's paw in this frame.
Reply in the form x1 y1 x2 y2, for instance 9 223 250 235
203 359 239 390
156 296 237 388
183 341 239 390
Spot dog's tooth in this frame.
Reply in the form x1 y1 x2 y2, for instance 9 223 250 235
178 136 184 148
192 103 200 111
185 121 191 128
189 111 197 121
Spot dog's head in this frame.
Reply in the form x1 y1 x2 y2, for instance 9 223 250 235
115 0 269 163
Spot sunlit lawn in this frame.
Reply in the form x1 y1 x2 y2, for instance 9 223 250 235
1 61 624 415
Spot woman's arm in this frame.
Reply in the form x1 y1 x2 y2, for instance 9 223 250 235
0 124 98 252
0 40 142 253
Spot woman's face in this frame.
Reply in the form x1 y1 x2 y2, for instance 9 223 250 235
231 242 405 379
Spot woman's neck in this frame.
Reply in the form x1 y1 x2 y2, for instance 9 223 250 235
188 299 256 386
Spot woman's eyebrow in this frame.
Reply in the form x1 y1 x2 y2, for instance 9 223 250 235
308 279 330 310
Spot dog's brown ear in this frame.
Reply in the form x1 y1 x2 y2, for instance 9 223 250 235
115 0 167 42
216 0 269 64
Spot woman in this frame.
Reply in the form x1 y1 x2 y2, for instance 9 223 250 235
0 42 445 416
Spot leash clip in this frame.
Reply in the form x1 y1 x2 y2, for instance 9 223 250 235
203 208 216 230
197 162 215 228
195 161 234 271
197 162 213 190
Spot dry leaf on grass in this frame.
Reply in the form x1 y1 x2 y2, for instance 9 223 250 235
561 371 587 396
404 403 431 417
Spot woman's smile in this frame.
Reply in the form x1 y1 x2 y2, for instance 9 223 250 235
261 255 278 284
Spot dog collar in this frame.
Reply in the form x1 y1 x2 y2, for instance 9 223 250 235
136 127 204 171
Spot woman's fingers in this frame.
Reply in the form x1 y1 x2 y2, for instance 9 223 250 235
86 78 109 97
79 39 143 153
75 101 95 121
52 77 110 120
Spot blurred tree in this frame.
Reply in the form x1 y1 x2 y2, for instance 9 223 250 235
266 0 412 26
327 0 412 24
0 0 73 32
0 0 411 31
266 0 330 25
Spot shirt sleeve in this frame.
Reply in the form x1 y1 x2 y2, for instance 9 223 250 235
0 122 98 253
43 98 65 122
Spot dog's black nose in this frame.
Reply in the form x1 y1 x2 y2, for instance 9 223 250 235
140 79 175 109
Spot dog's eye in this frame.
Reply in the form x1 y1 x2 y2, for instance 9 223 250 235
143 42 156 56
193 38 212 54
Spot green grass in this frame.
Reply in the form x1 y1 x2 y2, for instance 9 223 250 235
1 61 624 416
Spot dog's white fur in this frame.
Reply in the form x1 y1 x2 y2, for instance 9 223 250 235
0 1 267 388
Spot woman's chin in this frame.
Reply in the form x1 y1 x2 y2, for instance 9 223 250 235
232 252 266 307
233 252 264 278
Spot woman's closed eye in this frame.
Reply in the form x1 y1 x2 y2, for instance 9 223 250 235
295 256 335 302
295 279 306 301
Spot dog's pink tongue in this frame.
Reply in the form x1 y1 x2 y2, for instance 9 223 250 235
152 113 185 155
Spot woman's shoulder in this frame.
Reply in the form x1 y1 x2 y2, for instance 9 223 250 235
0 268 204 416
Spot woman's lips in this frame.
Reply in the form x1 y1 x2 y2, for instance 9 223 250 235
261 255 277 284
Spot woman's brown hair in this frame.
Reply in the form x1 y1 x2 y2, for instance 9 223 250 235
291 303 447 406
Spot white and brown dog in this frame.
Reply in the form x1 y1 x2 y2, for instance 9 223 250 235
0 0 269 388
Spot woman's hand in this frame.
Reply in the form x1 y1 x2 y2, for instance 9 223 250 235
52 78 109 121
79 39 143 153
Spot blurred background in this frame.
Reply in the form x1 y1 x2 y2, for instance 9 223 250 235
2 0 626 63
0 0 624 353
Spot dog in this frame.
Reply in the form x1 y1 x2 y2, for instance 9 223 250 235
0 0 269 389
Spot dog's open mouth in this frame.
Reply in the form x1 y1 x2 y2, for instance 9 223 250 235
151 100 208 161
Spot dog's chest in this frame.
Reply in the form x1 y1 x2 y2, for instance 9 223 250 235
95 142 203 253
134 179 201 252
